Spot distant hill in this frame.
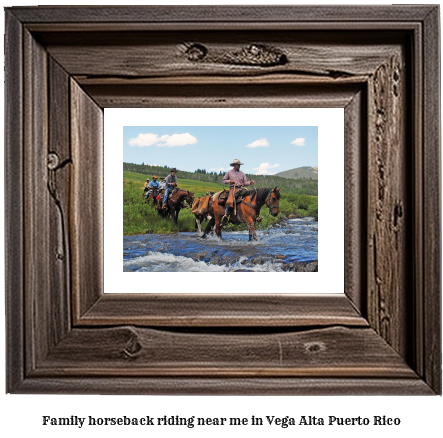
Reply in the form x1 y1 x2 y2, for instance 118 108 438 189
275 166 318 180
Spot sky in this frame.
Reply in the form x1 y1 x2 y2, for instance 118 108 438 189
123 126 318 175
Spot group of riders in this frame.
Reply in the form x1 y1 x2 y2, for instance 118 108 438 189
141 159 280 241
143 159 255 221
143 167 179 210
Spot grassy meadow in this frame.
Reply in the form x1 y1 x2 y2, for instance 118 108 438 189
123 171 318 235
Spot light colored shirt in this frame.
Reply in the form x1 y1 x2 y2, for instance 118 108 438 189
159 181 166 189
149 180 159 188
222 168 251 187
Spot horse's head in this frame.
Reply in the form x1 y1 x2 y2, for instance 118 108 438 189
185 191 195 207
266 187 281 217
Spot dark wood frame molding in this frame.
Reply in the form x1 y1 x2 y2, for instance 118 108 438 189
5 6 441 394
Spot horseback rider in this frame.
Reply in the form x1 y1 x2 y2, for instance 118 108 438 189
159 177 166 190
143 178 150 197
221 159 255 224
162 168 178 209
145 175 159 198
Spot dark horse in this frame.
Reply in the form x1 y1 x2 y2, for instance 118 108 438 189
144 187 160 204
204 187 280 240
156 189 194 226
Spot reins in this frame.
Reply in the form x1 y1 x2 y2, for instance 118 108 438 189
243 186 278 220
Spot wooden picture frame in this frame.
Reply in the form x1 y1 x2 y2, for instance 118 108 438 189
5 5 441 394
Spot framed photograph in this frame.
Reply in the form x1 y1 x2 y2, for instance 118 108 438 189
106 108 343 295
120 121 321 273
5 5 441 394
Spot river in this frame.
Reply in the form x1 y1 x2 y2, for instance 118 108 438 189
123 217 318 272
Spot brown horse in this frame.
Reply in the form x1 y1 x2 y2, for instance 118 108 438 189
210 187 281 240
156 188 194 225
191 195 215 236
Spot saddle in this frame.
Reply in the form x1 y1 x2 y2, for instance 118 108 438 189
156 189 169 203
159 187 180 200
217 188 249 207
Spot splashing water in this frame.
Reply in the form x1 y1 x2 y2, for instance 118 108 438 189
123 218 318 272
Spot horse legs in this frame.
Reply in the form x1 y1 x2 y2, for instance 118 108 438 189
246 220 257 241
196 218 202 235
165 203 171 219
173 207 178 226
214 215 222 238
201 217 215 238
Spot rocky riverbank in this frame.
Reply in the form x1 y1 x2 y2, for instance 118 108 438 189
281 260 318 272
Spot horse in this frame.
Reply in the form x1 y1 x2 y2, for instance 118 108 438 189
191 195 214 236
154 189 171 216
144 187 160 204
209 187 281 241
156 188 194 225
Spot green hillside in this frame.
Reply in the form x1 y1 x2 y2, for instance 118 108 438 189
124 162 318 196
275 166 318 180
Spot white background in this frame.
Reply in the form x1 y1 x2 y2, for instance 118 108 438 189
107 108 343 293
1 1 442 437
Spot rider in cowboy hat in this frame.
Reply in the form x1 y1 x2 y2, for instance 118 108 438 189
159 177 166 190
162 168 178 209
221 159 255 224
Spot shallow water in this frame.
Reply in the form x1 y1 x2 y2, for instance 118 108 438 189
123 217 318 272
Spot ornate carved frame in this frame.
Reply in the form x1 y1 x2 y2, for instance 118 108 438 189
5 6 441 394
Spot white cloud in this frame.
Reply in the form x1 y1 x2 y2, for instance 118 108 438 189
246 138 269 148
128 133 161 147
291 137 306 146
211 167 225 172
158 133 198 147
253 162 280 175
128 133 198 148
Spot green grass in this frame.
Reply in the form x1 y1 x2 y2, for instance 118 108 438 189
124 181 196 235
123 171 318 235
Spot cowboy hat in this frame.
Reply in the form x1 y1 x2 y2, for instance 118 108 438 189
230 159 244 166
171 168 177 172
152 175 157 179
